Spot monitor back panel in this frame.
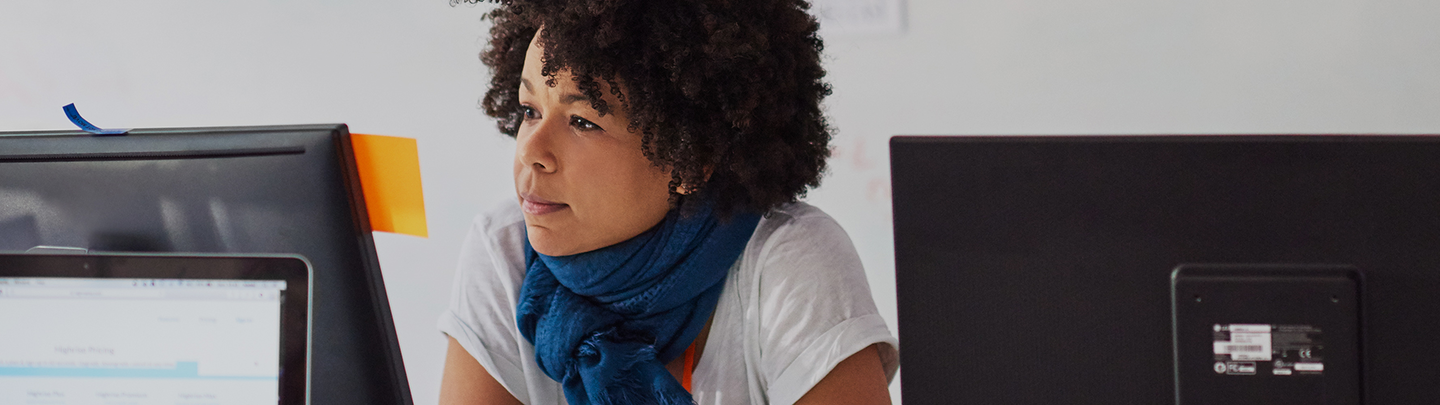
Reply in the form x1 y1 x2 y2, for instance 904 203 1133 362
0 126 410 405
890 136 1440 404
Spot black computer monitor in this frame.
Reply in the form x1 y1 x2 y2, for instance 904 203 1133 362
0 125 411 405
890 135 1440 404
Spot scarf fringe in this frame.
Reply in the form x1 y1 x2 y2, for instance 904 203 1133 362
583 338 694 405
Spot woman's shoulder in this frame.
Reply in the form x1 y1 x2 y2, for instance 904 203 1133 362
737 201 867 299
441 198 543 403
457 199 528 285
760 200 832 224
747 201 856 260
729 202 899 402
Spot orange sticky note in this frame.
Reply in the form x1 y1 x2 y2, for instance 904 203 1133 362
351 133 428 238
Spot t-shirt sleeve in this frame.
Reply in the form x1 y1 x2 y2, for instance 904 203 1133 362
753 207 900 405
436 208 534 402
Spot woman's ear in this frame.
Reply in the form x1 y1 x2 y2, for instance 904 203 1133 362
675 165 715 195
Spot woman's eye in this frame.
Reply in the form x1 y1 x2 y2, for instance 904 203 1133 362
519 105 539 120
570 116 602 131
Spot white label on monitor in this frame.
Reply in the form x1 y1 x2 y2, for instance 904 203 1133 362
1213 324 1273 361
0 278 285 404
1211 323 1326 376
1293 362 1324 372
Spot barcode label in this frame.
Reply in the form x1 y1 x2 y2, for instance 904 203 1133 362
1213 324 1274 361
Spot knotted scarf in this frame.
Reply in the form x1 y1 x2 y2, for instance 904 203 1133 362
517 204 762 405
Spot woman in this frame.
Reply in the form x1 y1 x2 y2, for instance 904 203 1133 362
438 1 898 404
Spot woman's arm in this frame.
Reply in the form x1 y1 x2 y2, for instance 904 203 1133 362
794 344 893 405
442 330 890 405
439 336 523 405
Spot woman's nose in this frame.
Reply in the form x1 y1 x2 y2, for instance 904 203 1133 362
516 117 561 174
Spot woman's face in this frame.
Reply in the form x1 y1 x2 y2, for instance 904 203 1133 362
513 33 673 256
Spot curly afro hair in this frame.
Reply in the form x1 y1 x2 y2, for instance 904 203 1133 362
461 0 833 218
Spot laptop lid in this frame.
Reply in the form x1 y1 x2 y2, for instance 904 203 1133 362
0 253 311 405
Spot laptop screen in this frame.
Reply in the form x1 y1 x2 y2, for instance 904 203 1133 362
0 277 287 404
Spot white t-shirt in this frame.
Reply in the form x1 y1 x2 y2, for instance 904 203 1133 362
438 200 899 405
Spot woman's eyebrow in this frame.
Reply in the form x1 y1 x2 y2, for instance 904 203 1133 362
560 93 590 104
520 76 589 105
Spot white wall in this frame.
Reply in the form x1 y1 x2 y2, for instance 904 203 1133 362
4 1 1439 404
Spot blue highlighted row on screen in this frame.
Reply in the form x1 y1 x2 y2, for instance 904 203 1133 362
0 362 277 380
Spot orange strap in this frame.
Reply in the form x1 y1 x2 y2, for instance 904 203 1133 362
681 341 696 392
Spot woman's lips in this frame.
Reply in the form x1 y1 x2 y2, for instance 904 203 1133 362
520 194 568 215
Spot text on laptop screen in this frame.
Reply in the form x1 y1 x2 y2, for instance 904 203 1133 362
0 277 285 404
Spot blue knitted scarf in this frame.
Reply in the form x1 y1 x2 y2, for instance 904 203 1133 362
517 204 761 405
